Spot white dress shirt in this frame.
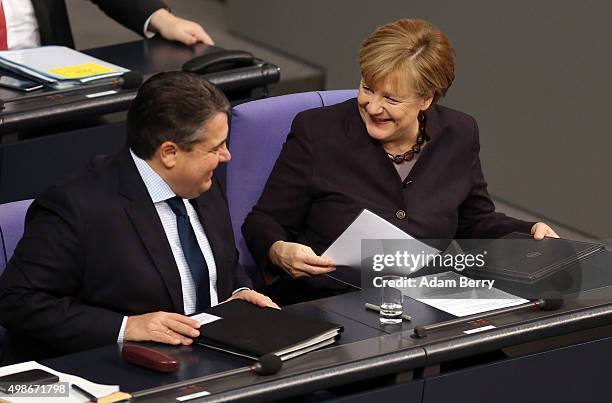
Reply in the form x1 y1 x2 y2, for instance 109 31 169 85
117 150 221 342
2 0 40 49
131 149 220 313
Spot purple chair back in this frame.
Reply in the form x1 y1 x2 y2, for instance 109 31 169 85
227 90 357 275
0 199 33 273
0 199 33 343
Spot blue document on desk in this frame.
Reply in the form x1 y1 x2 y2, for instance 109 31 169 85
0 46 128 88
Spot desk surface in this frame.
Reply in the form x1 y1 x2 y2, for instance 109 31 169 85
40 250 612 401
0 38 279 134
44 283 612 401
45 300 385 393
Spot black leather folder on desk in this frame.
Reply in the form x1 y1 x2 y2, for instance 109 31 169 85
195 300 343 361
466 232 604 284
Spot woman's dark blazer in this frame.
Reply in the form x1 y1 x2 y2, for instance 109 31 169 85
242 98 534 275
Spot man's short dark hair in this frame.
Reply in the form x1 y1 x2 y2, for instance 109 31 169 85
127 72 230 159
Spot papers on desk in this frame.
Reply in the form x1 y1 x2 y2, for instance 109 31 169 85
0 361 129 403
410 271 529 317
0 46 128 89
321 209 528 317
322 209 438 268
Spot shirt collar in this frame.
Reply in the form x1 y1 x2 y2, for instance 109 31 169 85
130 149 176 203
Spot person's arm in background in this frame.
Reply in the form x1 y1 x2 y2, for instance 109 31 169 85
456 117 557 240
242 112 335 280
91 0 214 45
148 8 213 45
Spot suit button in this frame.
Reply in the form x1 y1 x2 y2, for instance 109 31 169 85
403 180 413 188
395 210 406 220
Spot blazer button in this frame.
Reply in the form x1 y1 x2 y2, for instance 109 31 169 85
395 210 407 220
403 180 413 188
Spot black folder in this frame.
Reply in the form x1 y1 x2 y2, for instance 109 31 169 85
194 300 343 361
465 232 604 284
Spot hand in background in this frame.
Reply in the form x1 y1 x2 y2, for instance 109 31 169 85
531 222 559 240
227 289 280 309
149 9 214 46
269 241 336 279
125 312 200 345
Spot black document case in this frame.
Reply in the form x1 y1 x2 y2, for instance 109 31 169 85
466 232 604 284
194 300 343 360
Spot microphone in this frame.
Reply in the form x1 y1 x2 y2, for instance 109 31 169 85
0 71 143 107
412 297 564 338
132 353 283 400
534 297 564 311
252 353 283 375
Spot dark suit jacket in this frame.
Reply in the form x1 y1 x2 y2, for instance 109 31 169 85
0 148 251 363
243 98 535 278
32 0 166 48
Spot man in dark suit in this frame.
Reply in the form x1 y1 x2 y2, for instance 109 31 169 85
4 0 213 50
0 71 276 364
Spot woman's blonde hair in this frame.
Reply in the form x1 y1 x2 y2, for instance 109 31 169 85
359 19 455 103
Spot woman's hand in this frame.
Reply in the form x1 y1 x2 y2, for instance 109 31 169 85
269 241 336 278
531 222 559 240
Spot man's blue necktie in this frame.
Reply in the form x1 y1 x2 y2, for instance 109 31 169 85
166 196 211 311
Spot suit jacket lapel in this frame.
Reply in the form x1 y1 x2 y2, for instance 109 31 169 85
115 149 184 312
344 99 407 202
405 105 443 182
342 98 446 202
31 0 75 47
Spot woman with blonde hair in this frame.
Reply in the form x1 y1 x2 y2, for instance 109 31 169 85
243 19 557 305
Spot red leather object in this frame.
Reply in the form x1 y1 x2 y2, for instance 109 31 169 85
122 345 179 373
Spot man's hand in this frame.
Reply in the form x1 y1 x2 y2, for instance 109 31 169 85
227 289 280 309
149 9 214 46
531 222 559 240
125 312 201 345
269 241 336 279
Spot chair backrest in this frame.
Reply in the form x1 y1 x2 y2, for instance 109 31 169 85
0 199 33 273
227 90 357 274
0 199 33 346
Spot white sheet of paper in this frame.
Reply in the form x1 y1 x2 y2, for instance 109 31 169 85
322 209 438 268
405 271 529 317
0 361 118 403
191 312 221 325
464 325 497 334
176 390 211 401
